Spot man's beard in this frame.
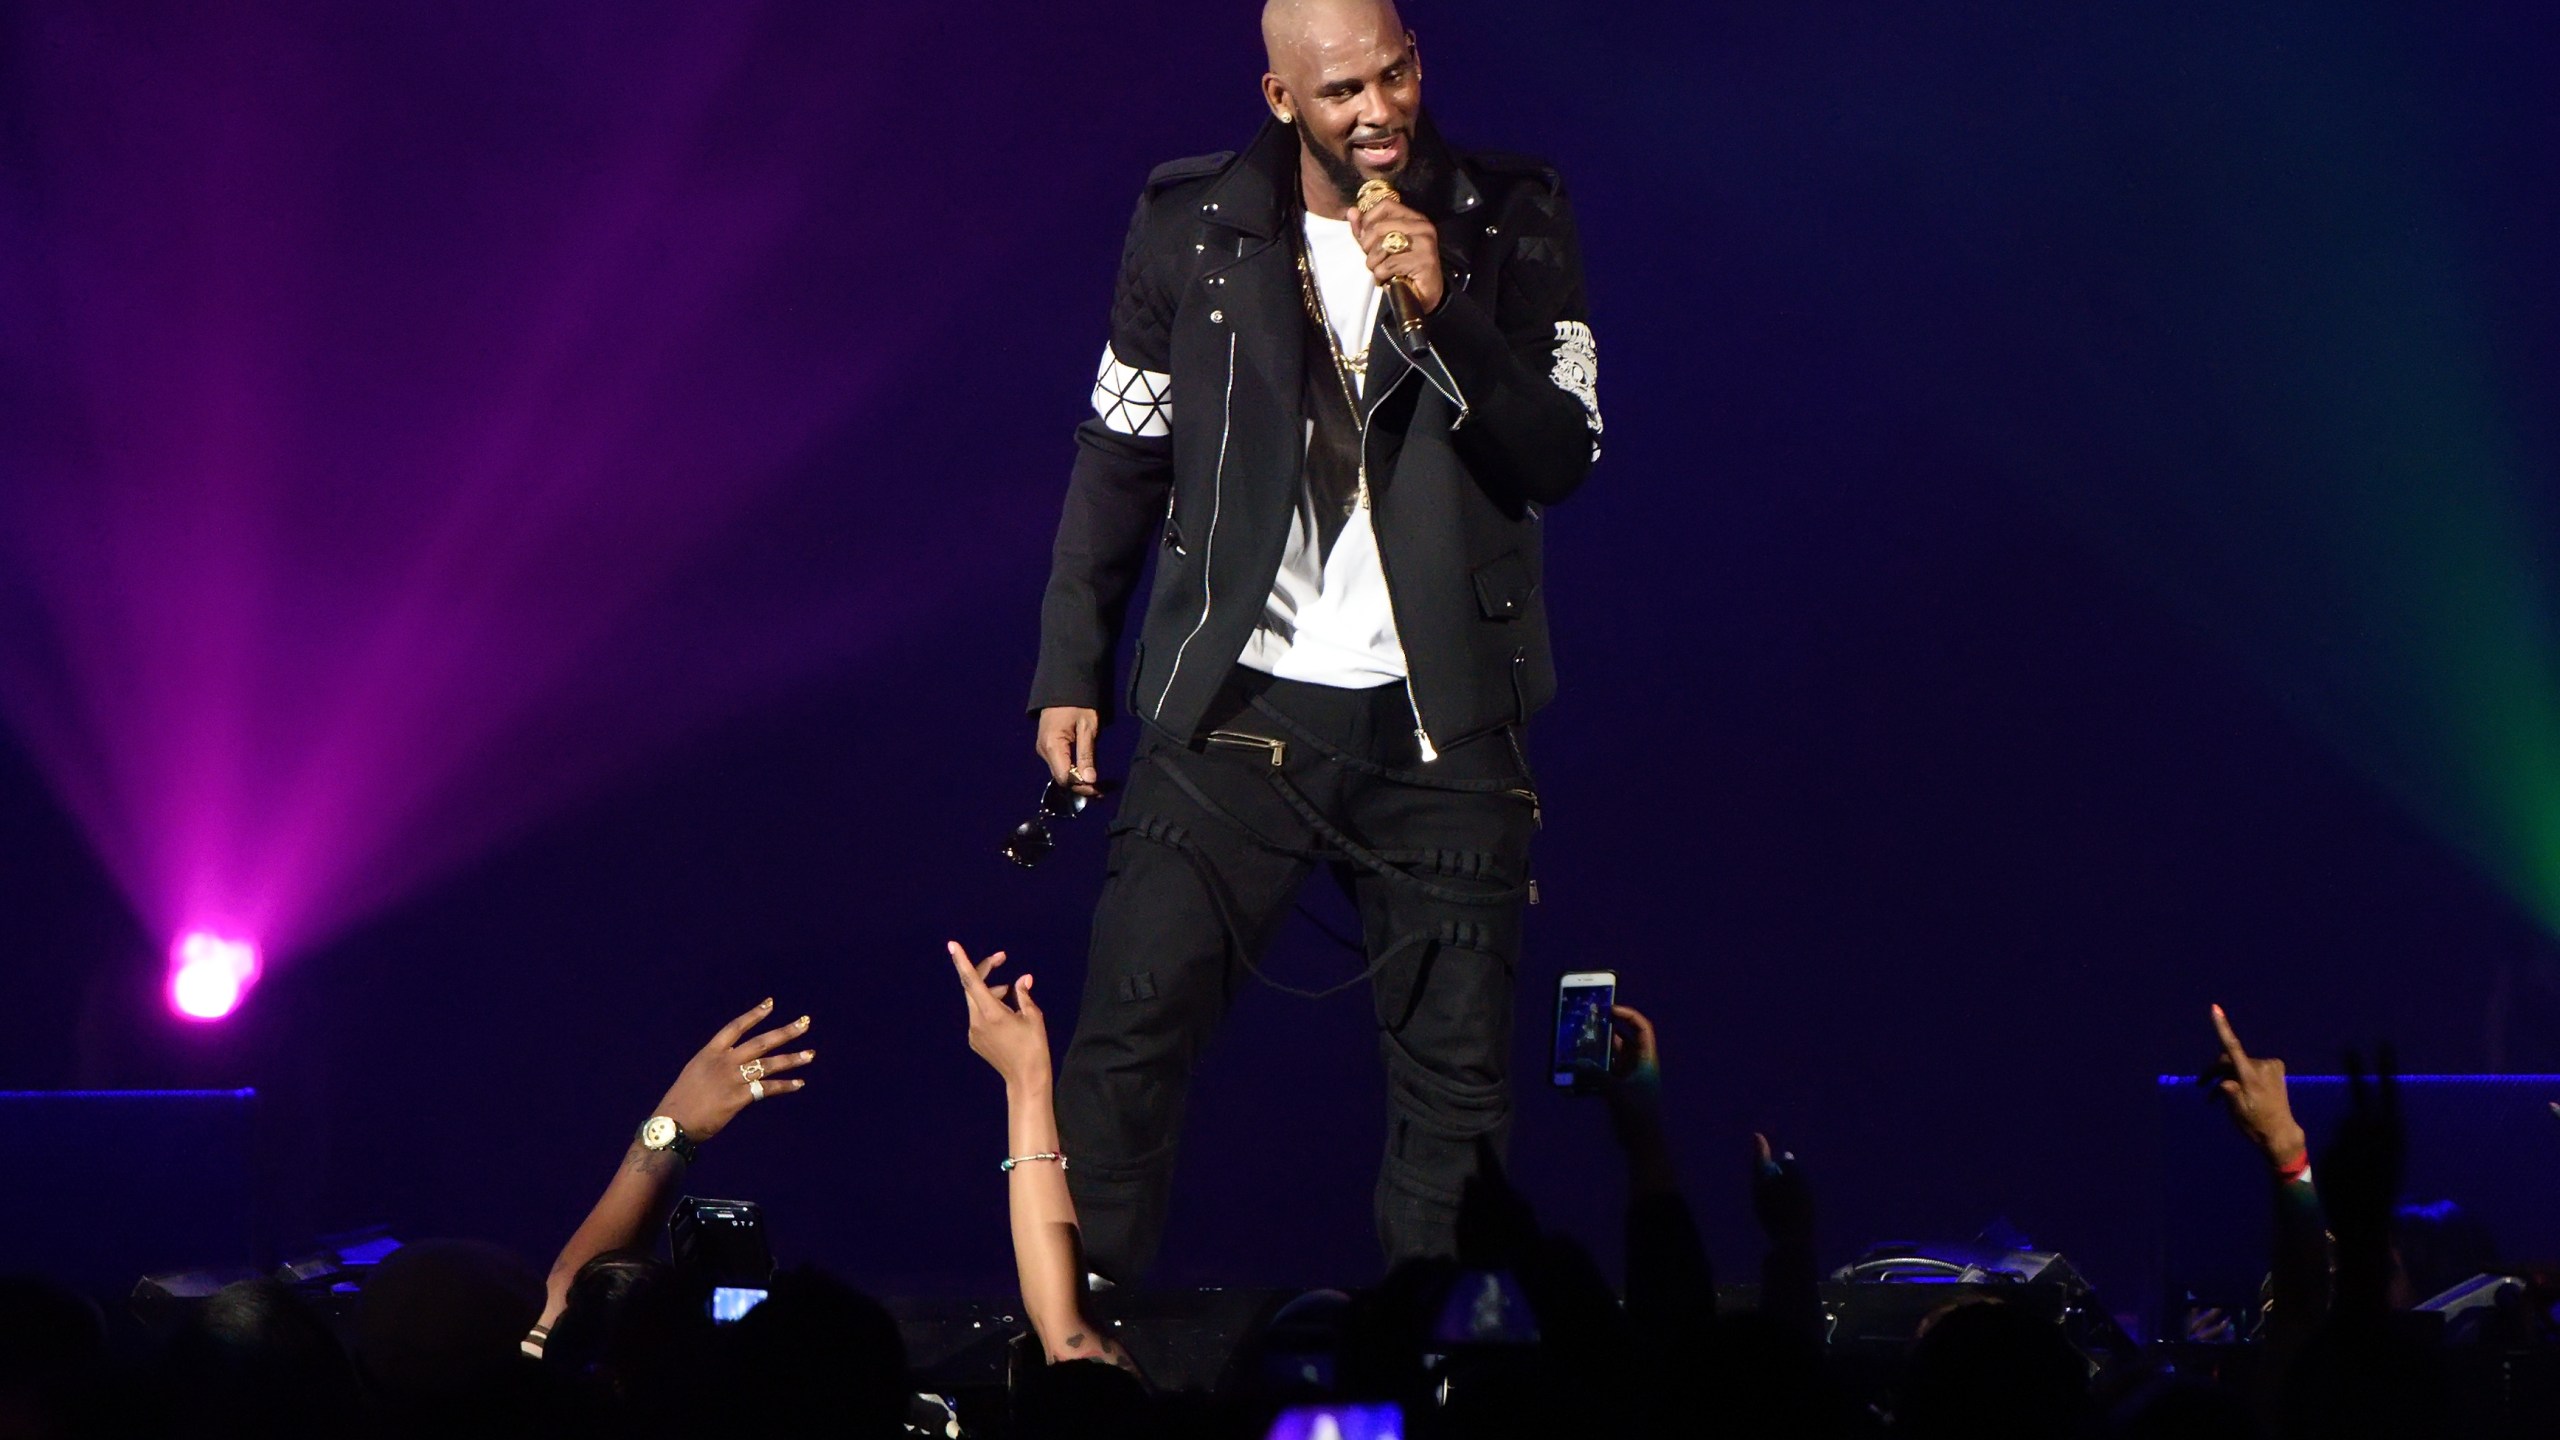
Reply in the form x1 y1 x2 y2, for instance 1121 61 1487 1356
1299 123 1438 210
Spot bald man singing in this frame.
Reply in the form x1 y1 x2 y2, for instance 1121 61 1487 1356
1024 0 1601 1280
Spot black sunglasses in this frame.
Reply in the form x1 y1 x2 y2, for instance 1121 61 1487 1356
1002 781 1089 868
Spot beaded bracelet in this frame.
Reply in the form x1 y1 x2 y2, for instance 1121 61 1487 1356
1001 1152 1070 1173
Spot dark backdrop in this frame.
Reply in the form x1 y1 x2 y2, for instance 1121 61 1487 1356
4 1 2558 1319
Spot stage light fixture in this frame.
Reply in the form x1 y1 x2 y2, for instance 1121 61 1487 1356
168 932 261 1021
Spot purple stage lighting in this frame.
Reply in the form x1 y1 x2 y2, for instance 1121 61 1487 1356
168 933 261 1022
0 4 1059 972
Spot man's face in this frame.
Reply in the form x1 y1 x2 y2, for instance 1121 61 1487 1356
1279 26 1422 206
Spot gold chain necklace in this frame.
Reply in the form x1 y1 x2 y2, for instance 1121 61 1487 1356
1295 226 1374 512
1296 238 1368 397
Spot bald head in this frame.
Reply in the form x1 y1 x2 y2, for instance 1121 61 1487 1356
1263 0 1405 80
1260 0 1423 209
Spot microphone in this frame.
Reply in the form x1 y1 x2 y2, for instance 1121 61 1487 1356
1355 179 1430 342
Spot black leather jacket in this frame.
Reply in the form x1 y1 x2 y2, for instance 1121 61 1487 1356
1029 115 1600 751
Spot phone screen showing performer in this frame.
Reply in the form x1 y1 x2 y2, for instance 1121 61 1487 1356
1551 970 1617 1090
1265 1402 1404 1440
708 1286 768 1324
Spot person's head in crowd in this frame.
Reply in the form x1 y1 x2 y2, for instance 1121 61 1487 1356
1226 1288 1354 1405
2388 1199 2498 1310
0 1275 105 1440
541 1250 709 1406
156 1277 361 1440
2112 1377 2259 1440
1896 1298 2095 1440
2283 1318 2457 1440
1694 1311 1854 1440
719 1267 908 1440
353 1238 547 1405
1334 1256 1458 1407
1014 1356 1151 1440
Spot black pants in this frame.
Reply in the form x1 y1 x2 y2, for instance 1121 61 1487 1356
1056 668 1539 1283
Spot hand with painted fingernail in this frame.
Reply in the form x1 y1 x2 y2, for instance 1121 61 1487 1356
653 998 816 1141
2206 1004 2305 1173
949 941 1051 1093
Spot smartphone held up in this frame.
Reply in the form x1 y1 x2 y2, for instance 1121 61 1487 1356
1551 970 1617 1093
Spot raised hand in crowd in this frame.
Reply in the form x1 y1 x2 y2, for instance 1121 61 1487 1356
648 997 816 1139
2322 1047 2406 1319
1597 1001 1718 1362
1605 1003 1675 1197
535 999 817 1336
2203 1003 2327 1413
2208 1003 2308 1175
948 941 1138 1376
1753 1133 1823 1342
1751 1133 1815 1252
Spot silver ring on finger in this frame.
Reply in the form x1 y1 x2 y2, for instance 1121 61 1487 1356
748 1078 767 1101
739 1059 766 1083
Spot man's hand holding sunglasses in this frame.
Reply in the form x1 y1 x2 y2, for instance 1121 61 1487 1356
1034 705 1104 799
1002 780 1090 868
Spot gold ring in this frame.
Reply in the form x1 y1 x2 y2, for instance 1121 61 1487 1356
1380 231 1411 256
748 1078 767 1101
739 1059 766 1082
1355 179 1398 212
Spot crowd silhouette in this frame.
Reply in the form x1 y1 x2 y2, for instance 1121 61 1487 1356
2 968 2555 1439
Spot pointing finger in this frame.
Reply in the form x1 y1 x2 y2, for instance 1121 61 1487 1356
2209 1003 2249 1063
949 942 996 1015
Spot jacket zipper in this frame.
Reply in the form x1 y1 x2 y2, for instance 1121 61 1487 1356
1152 330 1238 719
1362 266 1474 759
1357 362 1439 761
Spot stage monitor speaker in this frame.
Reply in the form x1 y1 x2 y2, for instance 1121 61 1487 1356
1825 1239 2140 1374
0 1089 263 1302
2158 1072 2560 1331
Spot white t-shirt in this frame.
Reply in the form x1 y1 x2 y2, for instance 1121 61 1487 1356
1236 211 1409 688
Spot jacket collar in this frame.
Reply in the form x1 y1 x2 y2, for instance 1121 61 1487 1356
1195 112 1484 240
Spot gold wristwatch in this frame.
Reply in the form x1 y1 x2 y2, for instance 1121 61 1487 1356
637 1115 698 1165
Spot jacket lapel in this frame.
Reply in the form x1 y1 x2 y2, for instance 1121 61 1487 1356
1196 122 1307 497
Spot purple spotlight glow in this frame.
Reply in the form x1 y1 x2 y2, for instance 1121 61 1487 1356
168 932 261 1022
0 4 1070 965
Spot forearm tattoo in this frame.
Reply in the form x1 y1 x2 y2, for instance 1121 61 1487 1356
1058 1329 1138 1373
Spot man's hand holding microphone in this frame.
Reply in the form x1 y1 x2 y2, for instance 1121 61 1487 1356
1351 179 1445 334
